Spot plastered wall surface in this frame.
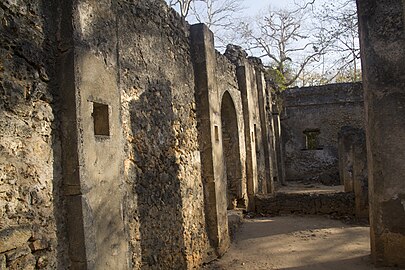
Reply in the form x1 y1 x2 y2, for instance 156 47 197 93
281 83 364 185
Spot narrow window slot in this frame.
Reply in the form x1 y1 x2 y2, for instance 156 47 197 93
93 102 110 136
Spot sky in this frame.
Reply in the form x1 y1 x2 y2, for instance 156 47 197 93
245 0 301 13
167 0 325 18
176 0 329 61
167 0 359 85
240 0 331 21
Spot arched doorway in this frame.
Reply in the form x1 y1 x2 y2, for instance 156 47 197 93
221 91 243 209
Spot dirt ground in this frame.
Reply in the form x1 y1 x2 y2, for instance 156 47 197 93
204 215 400 270
276 182 345 194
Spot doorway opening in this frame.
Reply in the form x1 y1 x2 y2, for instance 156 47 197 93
221 92 244 209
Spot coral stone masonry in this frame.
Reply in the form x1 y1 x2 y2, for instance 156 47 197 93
0 0 405 269
357 0 405 266
1 0 272 268
281 83 364 186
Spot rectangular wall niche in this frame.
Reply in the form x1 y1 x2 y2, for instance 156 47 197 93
93 102 110 136
214 125 219 142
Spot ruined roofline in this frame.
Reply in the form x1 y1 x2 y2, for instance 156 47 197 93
283 82 363 98
281 82 364 107
284 81 362 95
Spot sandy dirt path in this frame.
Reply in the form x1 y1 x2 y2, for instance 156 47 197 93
204 216 399 270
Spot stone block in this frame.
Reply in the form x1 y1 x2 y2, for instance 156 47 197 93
0 226 31 253
0 254 6 269
5 245 31 261
29 239 49 251
36 256 48 269
7 253 36 270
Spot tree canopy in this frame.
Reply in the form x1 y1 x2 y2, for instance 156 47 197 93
167 0 361 88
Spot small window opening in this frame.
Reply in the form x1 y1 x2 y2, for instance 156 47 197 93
303 129 321 150
254 124 257 139
254 124 259 153
93 102 110 136
214 125 219 142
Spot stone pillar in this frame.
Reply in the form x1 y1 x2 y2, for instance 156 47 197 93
352 131 368 219
266 89 277 194
267 88 279 188
252 61 275 194
190 23 230 256
357 0 405 266
338 126 357 192
339 127 369 218
273 112 286 185
59 0 129 269
236 65 260 211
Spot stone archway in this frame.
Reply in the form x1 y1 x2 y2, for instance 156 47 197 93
221 91 244 209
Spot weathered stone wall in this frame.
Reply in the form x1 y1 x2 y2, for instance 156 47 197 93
338 127 368 216
281 83 364 185
225 46 273 200
264 84 278 191
352 130 368 219
252 59 275 194
357 0 405 266
0 0 276 269
191 24 232 258
238 64 265 197
118 1 209 269
338 126 369 219
0 0 67 269
1 0 211 268
255 192 355 217
58 0 129 268
215 52 247 208
338 126 359 191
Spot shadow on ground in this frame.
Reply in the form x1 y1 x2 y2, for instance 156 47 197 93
203 216 398 270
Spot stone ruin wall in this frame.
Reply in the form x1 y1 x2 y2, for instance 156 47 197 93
281 82 364 185
0 0 231 268
214 52 247 207
357 0 405 265
0 0 278 268
338 127 368 218
5 0 405 268
248 58 273 195
117 1 209 268
0 1 68 269
0 0 210 268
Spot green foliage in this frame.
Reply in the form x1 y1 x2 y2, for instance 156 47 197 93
265 62 296 92
304 130 320 150
265 68 287 92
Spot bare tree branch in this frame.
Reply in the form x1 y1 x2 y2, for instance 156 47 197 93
188 0 245 48
313 0 360 82
236 5 326 89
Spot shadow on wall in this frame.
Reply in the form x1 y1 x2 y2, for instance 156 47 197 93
0 0 69 268
129 75 187 268
221 91 244 209
42 0 71 266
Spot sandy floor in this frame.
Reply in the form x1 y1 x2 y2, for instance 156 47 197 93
204 216 399 270
277 182 344 194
